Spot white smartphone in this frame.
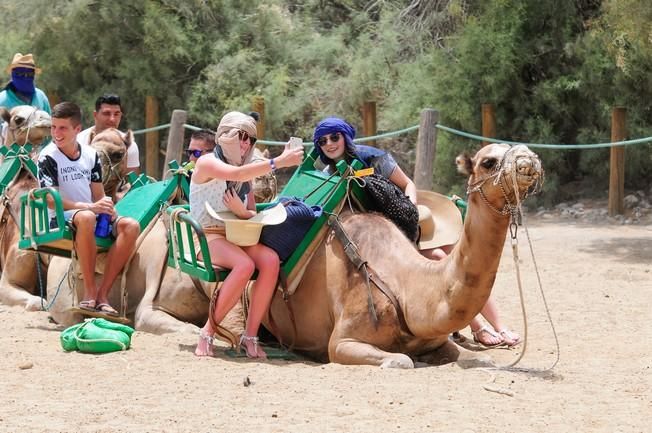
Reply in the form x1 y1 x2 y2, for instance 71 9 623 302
288 136 303 150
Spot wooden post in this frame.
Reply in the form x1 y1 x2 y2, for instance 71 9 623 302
145 96 159 178
413 109 439 190
163 109 187 179
362 101 377 146
608 107 626 216
481 103 496 146
251 96 265 150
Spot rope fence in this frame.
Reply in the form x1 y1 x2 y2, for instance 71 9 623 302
133 102 646 215
132 120 652 150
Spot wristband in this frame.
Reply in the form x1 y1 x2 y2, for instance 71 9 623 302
269 158 277 171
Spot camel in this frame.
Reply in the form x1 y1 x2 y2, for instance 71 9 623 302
89 128 131 201
257 143 543 367
0 106 51 310
0 114 136 311
0 105 51 148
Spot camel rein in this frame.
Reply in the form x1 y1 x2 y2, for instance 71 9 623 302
327 214 414 337
469 163 560 374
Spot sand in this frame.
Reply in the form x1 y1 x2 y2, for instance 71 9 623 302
1 216 650 433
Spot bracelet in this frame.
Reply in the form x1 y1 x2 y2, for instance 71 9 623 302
269 158 277 171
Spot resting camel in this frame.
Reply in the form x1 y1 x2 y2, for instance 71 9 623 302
1 105 51 148
89 128 131 201
0 106 51 310
258 143 543 367
0 113 132 310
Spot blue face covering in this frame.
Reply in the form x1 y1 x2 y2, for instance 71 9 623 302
11 67 36 96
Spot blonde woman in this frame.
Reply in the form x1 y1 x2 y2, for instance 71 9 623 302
190 111 303 358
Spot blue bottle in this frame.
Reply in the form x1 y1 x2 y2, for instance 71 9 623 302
95 213 112 238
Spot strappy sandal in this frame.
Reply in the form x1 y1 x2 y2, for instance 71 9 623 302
239 334 266 359
195 330 215 357
497 329 521 347
472 325 505 347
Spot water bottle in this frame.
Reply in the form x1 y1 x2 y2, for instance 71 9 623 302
94 197 112 238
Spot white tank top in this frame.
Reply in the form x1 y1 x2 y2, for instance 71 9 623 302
189 178 229 227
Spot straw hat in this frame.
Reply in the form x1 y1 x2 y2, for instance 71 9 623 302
416 190 463 250
205 202 287 246
6 53 41 74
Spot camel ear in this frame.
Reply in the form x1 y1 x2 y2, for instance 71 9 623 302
262 148 270 159
455 153 473 176
0 107 10 123
124 129 134 147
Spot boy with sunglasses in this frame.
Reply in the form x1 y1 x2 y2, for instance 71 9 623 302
185 129 216 163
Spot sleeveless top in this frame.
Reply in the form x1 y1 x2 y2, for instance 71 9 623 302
189 178 249 228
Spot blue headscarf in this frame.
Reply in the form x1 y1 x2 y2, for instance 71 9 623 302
11 67 35 96
312 117 357 165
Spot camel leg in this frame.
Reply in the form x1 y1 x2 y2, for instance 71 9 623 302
329 338 415 369
416 339 494 369
0 274 44 311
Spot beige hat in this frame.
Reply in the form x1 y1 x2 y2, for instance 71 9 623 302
204 202 287 246
417 190 463 250
7 53 41 74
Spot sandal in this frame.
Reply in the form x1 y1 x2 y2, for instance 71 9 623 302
95 303 119 316
497 329 521 347
239 334 267 360
195 329 215 357
472 325 505 347
78 299 96 312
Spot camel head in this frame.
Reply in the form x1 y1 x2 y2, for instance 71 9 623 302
0 105 51 147
251 147 277 203
90 128 131 199
457 143 543 216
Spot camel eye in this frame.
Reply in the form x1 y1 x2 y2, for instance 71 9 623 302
481 158 497 170
14 116 25 126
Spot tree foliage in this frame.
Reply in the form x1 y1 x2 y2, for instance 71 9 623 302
1 0 649 200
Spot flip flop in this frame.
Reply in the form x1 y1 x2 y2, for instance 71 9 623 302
78 299 96 312
95 303 119 316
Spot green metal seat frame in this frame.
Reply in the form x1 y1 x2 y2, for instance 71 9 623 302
19 161 190 257
0 143 38 195
166 149 363 282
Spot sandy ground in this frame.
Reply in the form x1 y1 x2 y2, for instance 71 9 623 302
1 216 651 433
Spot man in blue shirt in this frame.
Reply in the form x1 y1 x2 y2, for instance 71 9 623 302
0 53 51 113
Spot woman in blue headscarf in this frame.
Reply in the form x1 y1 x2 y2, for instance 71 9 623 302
312 117 417 204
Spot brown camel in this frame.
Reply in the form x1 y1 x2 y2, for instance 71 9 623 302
0 106 51 309
1 105 51 148
0 117 137 310
89 128 131 201
257 143 543 367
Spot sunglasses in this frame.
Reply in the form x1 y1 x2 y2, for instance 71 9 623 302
317 132 342 147
238 130 257 146
185 149 207 158
13 71 35 78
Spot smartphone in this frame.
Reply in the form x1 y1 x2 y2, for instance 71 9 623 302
288 136 303 150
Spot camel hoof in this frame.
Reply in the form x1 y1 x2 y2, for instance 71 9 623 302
25 297 43 312
380 355 414 369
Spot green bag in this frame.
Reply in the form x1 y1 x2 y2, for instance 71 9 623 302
60 318 135 353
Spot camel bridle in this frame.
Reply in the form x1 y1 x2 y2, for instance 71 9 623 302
98 148 127 190
466 145 543 219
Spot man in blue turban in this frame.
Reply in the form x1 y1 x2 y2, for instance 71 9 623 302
0 53 51 114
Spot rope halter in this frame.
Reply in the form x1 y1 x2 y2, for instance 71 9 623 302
466 144 544 220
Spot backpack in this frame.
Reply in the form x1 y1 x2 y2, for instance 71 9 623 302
362 174 419 242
